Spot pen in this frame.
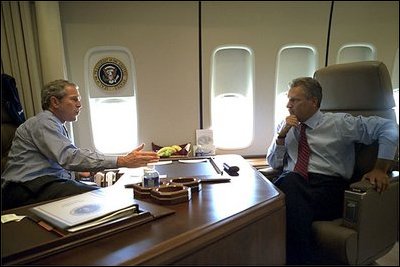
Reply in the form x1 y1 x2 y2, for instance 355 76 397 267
209 157 223 175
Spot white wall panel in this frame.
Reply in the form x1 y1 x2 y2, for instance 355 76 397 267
201 1 331 156
60 1 199 152
58 1 398 157
328 1 399 71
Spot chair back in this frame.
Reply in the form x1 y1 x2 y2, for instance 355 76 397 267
314 61 397 180
1 104 18 174
313 61 398 264
314 60 396 120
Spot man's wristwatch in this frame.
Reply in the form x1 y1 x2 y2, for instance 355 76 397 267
277 135 286 139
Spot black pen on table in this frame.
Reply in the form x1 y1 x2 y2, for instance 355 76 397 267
209 157 223 175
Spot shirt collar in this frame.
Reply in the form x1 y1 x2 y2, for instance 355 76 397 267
303 110 322 130
44 110 64 126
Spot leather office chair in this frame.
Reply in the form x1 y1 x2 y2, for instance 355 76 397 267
261 61 399 265
1 104 18 174
1 74 25 174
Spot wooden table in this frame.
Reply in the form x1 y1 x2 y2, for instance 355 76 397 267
3 154 286 265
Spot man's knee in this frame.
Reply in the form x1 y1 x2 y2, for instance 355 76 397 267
274 172 304 193
1 181 33 210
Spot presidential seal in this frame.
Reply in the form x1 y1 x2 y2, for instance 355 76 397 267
70 204 101 216
93 57 128 91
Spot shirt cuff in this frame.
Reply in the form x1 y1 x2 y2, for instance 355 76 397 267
103 156 119 168
378 143 398 160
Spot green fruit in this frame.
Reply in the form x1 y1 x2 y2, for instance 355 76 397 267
157 146 175 157
172 145 182 152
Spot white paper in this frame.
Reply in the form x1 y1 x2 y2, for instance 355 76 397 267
178 159 208 164
1 214 26 223
196 129 214 146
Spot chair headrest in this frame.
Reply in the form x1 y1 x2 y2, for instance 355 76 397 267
314 61 395 110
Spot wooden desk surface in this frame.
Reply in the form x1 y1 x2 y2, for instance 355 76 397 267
6 154 286 265
245 155 269 169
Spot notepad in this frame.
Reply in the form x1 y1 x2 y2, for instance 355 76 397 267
178 159 208 163
30 188 139 232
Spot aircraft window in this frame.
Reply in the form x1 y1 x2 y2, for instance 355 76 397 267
84 47 137 155
394 89 399 124
212 94 253 149
392 48 399 124
210 46 254 149
337 44 375 64
89 97 138 154
275 45 317 127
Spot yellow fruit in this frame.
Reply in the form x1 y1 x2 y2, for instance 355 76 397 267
157 146 176 157
156 147 168 155
157 147 170 156
172 145 182 152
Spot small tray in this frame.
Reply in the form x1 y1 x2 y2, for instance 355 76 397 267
132 182 153 199
150 184 191 205
169 177 202 192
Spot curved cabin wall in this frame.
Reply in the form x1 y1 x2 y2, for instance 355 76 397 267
58 1 398 156
60 2 199 152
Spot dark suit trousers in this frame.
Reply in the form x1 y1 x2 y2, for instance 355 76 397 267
274 171 347 265
1 175 98 210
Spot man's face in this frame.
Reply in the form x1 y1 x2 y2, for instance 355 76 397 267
52 85 82 123
286 86 318 122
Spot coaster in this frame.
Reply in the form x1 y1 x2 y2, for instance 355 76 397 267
150 184 191 205
169 177 202 192
132 182 153 199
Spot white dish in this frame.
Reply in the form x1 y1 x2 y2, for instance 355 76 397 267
148 161 173 166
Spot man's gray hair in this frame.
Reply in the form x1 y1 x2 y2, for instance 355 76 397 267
289 77 322 108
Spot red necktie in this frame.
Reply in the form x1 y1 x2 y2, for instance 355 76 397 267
294 123 310 179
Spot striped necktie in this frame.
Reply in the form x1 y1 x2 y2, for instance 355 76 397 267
62 124 72 178
294 123 310 179
62 125 70 138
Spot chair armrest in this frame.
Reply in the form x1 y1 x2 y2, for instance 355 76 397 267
312 219 358 264
350 171 399 192
313 172 399 265
258 167 282 181
341 173 398 264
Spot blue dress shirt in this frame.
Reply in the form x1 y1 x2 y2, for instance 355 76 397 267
267 110 398 179
2 110 117 183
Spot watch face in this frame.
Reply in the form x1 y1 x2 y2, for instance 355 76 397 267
93 57 128 91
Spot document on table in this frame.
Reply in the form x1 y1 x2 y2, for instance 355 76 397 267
30 188 138 232
178 159 208 163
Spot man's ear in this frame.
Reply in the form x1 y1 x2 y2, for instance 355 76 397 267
50 96 60 108
311 96 319 108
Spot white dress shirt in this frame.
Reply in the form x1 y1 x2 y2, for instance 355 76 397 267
2 110 117 183
267 110 398 179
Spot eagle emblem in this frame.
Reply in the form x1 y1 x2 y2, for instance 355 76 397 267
93 57 128 91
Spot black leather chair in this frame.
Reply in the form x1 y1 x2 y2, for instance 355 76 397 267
1 74 26 174
261 61 399 265
1 104 18 174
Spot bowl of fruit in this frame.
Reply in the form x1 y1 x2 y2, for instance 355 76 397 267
152 143 191 158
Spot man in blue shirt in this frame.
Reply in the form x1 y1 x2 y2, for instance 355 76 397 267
267 77 398 264
1 79 159 210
